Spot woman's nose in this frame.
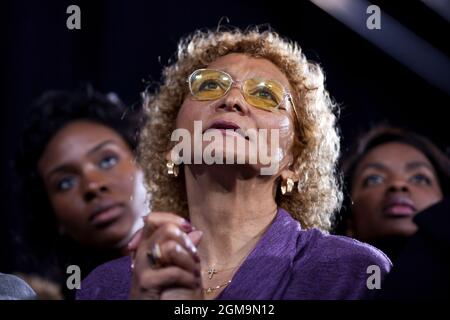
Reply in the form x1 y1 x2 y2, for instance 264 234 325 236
82 169 110 202
216 85 249 114
387 179 409 193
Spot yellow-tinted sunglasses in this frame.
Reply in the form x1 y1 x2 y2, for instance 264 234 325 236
187 69 298 119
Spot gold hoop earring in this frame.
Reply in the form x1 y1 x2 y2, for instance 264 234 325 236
281 178 295 195
166 161 179 177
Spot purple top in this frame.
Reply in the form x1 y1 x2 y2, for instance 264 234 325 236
76 208 391 300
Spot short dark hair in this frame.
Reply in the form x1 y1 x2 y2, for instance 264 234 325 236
14 86 147 284
334 125 450 235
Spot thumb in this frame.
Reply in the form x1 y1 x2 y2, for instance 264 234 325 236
127 228 143 252
187 230 203 246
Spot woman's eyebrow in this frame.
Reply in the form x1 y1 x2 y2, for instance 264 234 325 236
46 164 75 180
405 161 433 171
87 140 116 156
360 162 387 172
46 140 116 179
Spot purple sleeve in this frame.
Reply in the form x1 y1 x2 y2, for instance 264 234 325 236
76 256 132 300
285 230 392 299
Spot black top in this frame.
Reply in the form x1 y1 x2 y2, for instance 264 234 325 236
376 197 450 299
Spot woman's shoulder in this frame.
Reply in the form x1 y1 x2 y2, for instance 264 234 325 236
278 208 392 273
76 255 132 300
299 228 392 270
285 229 392 299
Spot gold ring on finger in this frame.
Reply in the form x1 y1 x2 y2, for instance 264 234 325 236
146 243 162 267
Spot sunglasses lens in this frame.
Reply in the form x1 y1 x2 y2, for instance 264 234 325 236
243 79 285 110
189 70 231 100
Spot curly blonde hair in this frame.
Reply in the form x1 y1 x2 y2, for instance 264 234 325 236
139 27 342 231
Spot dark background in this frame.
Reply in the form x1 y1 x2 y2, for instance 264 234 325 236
2 0 449 272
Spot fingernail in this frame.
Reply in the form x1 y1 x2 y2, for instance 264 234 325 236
194 269 201 277
181 220 192 232
193 253 200 263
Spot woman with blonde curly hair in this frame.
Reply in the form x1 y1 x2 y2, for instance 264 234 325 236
77 27 391 300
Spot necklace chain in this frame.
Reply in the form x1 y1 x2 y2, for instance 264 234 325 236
199 209 277 294
201 237 260 280
203 280 232 294
203 263 242 279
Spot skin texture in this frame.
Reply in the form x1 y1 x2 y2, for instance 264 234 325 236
38 120 146 250
130 53 300 300
348 142 443 242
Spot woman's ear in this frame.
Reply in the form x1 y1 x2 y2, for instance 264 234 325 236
279 167 299 183
164 150 172 162
165 147 182 164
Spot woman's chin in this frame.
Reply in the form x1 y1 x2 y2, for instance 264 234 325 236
88 217 134 250
383 220 418 238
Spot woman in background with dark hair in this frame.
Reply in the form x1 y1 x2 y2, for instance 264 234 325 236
335 125 450 299
14 88 148 299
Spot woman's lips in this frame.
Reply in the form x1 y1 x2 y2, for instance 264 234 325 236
384 204 415 217
204 120 249 139
89 203 124 227
382 195 416 217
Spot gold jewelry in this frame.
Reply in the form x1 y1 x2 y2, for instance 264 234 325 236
203 280 232 294
203 264 240 279
166 161 179 177
146 243 162 267
207 267 218 279
280 177 295 195
201 228 266 282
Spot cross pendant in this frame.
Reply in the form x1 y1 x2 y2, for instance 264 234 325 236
207 267 217 279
